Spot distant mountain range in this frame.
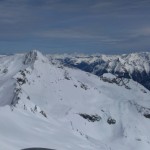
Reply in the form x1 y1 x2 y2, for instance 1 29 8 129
49 52 150 90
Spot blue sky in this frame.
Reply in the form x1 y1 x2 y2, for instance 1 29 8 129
0 0 150 54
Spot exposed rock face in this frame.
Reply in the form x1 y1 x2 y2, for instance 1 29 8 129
79 113 101 122
24 50 48 65
23 50 38 65
107 117 116 125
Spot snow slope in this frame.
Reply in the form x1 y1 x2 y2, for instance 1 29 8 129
0 50 150 150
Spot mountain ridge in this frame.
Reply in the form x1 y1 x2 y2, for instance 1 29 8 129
48 52 150 90
0 50 150 150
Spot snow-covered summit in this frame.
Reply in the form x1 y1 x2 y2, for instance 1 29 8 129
24 50 48 65
0 51 150 150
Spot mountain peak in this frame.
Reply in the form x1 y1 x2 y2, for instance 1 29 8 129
23 50 47 65
0 50 150 150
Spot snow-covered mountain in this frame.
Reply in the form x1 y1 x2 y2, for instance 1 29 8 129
49 52 150 90
0 50 150 150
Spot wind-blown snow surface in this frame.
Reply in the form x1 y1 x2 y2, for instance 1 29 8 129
0 50 150 150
